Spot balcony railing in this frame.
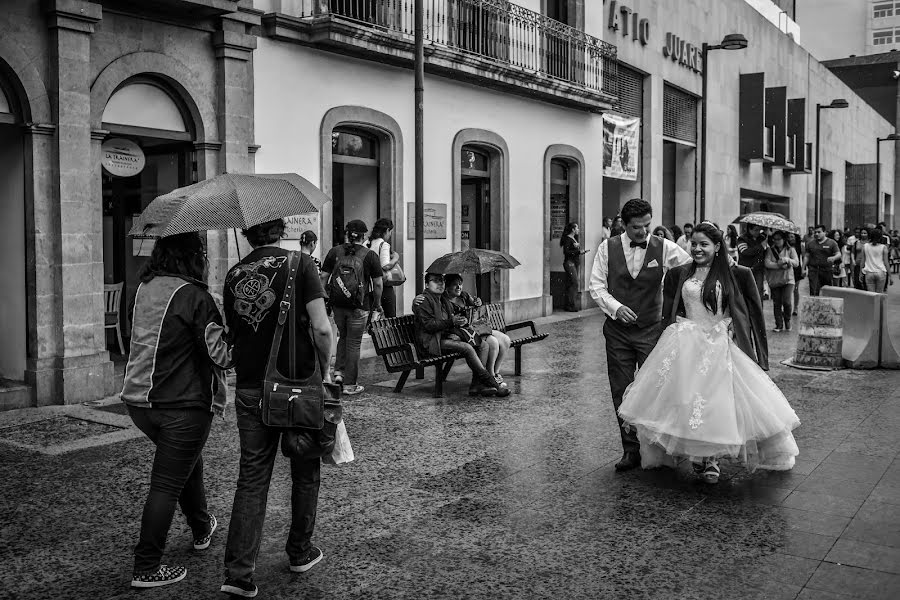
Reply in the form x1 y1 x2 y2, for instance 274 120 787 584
288 0 617 98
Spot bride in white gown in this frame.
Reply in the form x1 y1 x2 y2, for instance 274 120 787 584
617 223 800 483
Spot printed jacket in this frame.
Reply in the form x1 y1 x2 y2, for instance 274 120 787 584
121 275 232 411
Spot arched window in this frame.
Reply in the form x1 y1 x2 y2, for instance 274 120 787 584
102 80 190 136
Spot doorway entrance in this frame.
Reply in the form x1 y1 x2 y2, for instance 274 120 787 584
0 79 27 382
331 128 380 245
460 147 492 302
100 78 197 355
548 159 571 309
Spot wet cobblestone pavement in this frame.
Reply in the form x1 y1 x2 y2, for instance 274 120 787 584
2 287 900 599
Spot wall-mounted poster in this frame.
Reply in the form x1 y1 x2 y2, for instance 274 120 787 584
550 196 569 239
283 213 320 239
602 114 640 181
407 203 447 239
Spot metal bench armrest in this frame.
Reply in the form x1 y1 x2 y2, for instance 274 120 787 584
505 320 539 337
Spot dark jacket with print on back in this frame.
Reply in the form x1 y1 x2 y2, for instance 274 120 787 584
662 263 769 370
412 290 457 358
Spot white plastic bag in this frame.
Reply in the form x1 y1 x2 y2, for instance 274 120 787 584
324 420 354 465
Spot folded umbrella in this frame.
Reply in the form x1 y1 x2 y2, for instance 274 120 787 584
733 211 800 234
128 173 330 237
426 249 521 275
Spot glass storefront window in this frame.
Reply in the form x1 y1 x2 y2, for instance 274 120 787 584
461 148 488 172
332 130 377 159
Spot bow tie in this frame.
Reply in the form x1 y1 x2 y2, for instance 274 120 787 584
630 240 648 249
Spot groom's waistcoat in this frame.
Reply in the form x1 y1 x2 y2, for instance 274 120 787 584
607 234 664 329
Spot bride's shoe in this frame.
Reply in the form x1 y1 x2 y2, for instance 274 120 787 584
701 459 720 484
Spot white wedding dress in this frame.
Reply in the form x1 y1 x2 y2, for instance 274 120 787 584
617 273 800 471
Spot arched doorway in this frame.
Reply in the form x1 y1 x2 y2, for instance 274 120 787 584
331 127 380 244
460 146 494 301
543 145 585 314
100 77 197 355
0 69 27 384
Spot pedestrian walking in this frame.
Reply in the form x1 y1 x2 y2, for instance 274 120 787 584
675 222 694 253
367 218 401 318
321 219 383 395
561 222 588 311
787 232 805 314
299 229 321 271
589 198 691 472
764 231 799 332
121 232 232 589
737 224 768 300
600 217 612 243
830 230 849 287
860 228 891 293
221 219 334 598
805 224 842 296
412 272 510 397
652 225 675 242
725 225 740 264
618 222 800 483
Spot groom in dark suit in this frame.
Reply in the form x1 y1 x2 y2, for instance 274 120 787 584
589 199 691 471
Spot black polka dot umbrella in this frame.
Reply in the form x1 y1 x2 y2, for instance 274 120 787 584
733 212 800 234
128 173 330 237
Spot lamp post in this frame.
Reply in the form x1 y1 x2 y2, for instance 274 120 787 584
814 98 849 226
414 0 424 293
876 133 900 224
699 33 748 222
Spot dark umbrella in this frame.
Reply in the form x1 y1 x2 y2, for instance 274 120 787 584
128 173 330 237
426 249 521 274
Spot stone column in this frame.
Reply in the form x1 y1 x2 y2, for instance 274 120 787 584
40 0 114 404
208 11 258 287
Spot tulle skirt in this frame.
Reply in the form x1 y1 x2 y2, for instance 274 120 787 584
618 317 800 471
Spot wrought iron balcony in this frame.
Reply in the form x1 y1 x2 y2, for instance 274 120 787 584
263 0 618 111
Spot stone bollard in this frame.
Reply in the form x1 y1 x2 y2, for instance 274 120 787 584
788 296 844 370
881 302 900 369
821 286 882 368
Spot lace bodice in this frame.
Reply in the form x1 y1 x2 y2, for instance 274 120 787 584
682 273 729 330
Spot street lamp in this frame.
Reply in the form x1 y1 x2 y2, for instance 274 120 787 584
699 33 748 221
814 98 849 225
876 133 900 223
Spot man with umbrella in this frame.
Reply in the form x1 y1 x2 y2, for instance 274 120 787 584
737 224 769 301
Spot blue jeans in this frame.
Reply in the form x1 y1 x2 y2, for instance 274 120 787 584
127 405 213 574
332 306 369 385
770 284 794 329
224 390 321 585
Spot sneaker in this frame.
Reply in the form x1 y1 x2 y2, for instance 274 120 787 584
221 578 258 597
772 327 783 333
193 514 217 550
343 384 364 395
701 459 720 484
333 373 343 385
494 374 508 389
131 564 186 588
290 546 324 573
494 386 511 398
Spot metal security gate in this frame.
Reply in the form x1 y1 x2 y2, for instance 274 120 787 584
615 63 644 119
663 84 698 143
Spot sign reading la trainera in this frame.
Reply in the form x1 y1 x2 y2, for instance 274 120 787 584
101 138 146 178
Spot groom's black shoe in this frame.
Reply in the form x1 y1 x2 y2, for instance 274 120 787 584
614 451 640 472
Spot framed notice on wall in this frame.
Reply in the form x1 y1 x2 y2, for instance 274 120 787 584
407 203 447 239
602 114 640 181
550 196 569 239
282 213 320 239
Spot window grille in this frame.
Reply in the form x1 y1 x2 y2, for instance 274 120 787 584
663 84 698 143
615 63 644 120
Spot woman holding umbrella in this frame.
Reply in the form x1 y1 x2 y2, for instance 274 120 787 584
764 230 800 332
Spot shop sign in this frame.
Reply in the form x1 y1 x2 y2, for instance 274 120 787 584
602 114 640 181
605 0 702 75
407 203 447 239
101 138 145 178
282 213 320 240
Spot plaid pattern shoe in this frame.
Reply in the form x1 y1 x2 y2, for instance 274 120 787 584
221 578 258 597
131 564 186 588
193 514 217 550
289 546 324 573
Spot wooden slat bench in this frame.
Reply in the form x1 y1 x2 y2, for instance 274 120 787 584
368 303 549 397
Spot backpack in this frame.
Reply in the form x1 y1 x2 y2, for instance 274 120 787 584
328 244 370 309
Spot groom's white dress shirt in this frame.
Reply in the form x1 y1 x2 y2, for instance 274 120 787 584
589 233 691 320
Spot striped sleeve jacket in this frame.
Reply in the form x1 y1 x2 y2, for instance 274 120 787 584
121 275 233 411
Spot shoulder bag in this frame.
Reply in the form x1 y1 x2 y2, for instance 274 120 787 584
372 238 406 287
262 252 340 431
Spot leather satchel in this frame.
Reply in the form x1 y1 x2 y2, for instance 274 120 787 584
384 262 406 286
261 251 337 430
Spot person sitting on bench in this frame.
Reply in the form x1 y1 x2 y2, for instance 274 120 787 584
412 272 509 397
